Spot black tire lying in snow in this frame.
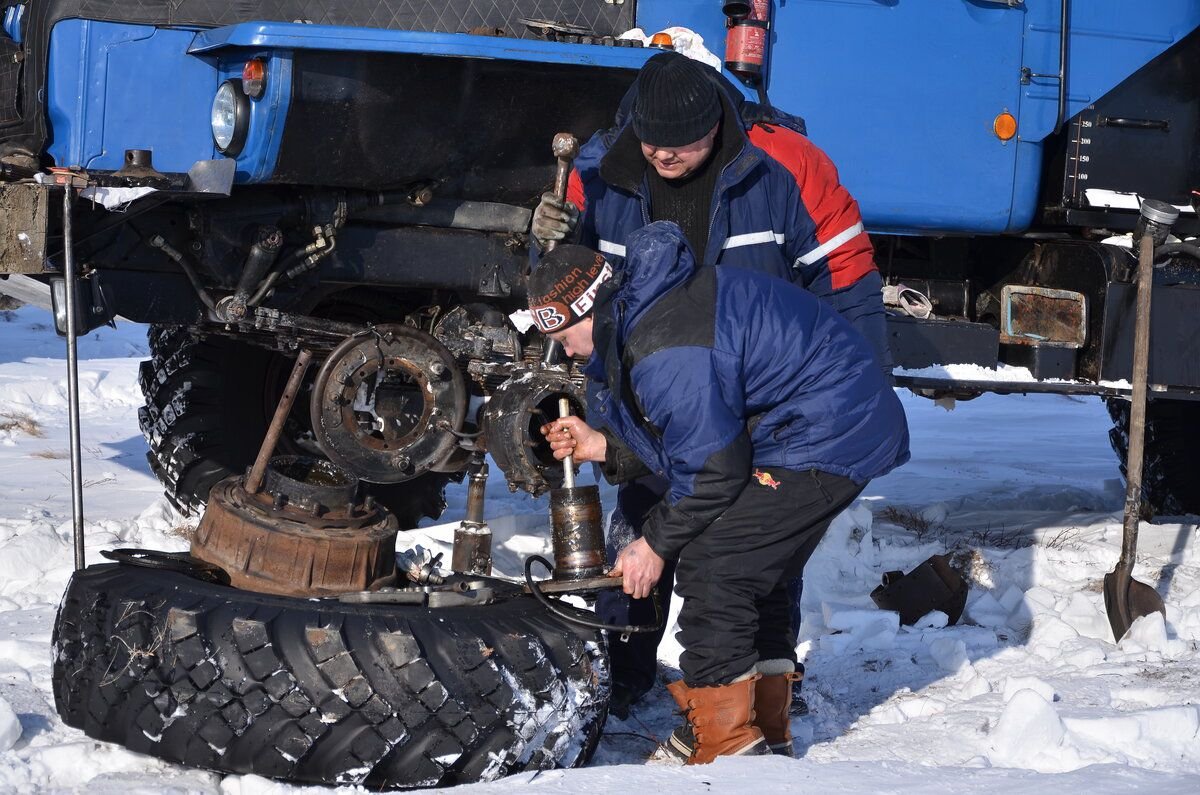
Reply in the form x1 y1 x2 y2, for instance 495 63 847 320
52 564 610 788
1106 397 1200 517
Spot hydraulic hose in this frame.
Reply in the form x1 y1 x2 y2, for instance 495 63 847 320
524 555 663 640
1155 242 1200 263
149 235 216 312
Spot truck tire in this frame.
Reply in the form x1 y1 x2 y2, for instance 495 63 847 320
52 563 609 788
1106 397 1200 517
138 325 450 527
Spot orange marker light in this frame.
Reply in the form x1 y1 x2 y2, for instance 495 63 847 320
994 111 1017 141
649 32 675 50
242 58 267 99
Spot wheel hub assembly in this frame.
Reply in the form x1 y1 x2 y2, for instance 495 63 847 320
190 455 399 596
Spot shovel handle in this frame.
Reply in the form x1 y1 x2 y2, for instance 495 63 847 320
559 397 575 490
1119 233 1155 566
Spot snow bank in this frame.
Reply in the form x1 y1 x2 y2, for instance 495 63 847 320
3 307 1200 792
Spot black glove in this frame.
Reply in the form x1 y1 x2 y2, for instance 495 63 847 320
532 192 579 248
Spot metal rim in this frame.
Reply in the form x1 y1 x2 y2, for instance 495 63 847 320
310 326 466 483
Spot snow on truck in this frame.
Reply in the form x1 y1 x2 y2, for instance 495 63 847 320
0 0 1198 788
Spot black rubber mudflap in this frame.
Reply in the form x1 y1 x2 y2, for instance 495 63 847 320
52 565 609 788
1106 397 1200 517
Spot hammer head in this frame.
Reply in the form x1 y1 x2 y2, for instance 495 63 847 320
552 132 580 160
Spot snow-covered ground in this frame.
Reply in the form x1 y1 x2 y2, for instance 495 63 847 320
1 304 1198 793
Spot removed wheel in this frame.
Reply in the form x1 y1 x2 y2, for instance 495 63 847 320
52 563 610 788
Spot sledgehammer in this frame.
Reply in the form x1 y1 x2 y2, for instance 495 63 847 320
541 133 580 367
544 132 579 255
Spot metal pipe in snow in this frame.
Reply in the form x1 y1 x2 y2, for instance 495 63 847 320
62 186 86 572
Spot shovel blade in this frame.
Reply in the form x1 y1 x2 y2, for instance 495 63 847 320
1104 569 1166 641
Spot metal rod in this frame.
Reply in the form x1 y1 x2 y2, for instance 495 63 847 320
558 397 575 489
1119 233 1155 567
245 349 313 493
463 460 489 527
542 338 564 365
63 185 86 572
1053 0 1069 135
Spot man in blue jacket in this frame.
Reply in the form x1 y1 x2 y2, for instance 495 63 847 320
530 224 909 764
532 51 894 719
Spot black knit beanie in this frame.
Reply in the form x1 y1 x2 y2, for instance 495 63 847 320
527 245 612 333
632 52 722 148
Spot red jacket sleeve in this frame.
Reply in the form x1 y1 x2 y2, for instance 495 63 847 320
567 168 586 213
748 125 876 291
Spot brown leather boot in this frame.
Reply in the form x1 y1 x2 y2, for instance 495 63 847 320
753 671 804 756
667 676 769 764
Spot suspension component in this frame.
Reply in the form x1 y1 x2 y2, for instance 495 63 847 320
480 367 586 495
452 455 493 575
310 324 467 484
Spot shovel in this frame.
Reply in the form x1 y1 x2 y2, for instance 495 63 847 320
1103 229 1167 641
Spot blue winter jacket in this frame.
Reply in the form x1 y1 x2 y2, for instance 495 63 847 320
586 222 909 561
550 85 892 373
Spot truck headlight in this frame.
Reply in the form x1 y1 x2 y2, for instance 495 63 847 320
211 79 249 156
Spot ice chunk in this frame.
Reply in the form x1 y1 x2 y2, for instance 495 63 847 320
1118 612 1187 658
0 696 19 752
1058 592 1111 641
912 610 949 629
819 603 899 654
964 591 1009 628
1002 676 1056 704
928 638 968 673
987 689 1079 772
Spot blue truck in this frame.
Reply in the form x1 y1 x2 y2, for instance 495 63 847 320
4 0 1199 787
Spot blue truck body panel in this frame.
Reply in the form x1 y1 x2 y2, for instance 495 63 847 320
40 1 1200 234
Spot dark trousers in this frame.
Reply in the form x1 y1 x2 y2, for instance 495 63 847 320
596 469 862 689
595 479 675 696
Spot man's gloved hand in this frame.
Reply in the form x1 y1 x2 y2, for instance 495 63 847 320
532 192 579 248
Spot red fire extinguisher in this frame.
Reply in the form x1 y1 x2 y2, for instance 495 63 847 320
724 0 770 85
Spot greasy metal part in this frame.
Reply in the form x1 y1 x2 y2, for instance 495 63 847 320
482 367 586 495
542 339 565 366
543 132 579 254
100 548 230 586
337 581 495 607
353 199 532 234
558 397 576 489
191 456 398 597
396 548 446 585
224 225 283 322
310 325 467 483
262 455 358 514
63 185 86 572
245 349 313 494
452 457 493 575
249 306 366 340
1104 226 1169 640
523 573 624 594
524 555 663 639
549 485 605 581
111 149 169 188
870 555 968 626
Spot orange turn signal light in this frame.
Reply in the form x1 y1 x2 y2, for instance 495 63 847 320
649 32 675 49
994 111 1017 141
242 58 267 99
